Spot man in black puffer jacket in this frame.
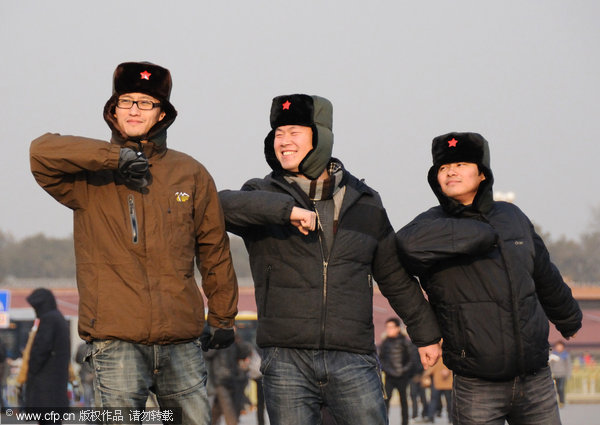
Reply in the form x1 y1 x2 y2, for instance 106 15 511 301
219 94 442 425
396 132 582 425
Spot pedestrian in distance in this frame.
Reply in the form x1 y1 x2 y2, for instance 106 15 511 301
219 94 442 425
549 340 572 408
378 317 413 425
24 288 70 424
396 131 583 425
30 61 239 425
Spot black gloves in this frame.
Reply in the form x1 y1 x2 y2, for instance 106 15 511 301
200 326 235 351
118 148 150 189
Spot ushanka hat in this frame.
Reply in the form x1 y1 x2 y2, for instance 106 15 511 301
112 61 173 107
105 61 177 144
431 132 490 169
264 94 334 180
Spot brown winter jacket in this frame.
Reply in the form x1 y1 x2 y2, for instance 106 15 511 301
30 130 238 344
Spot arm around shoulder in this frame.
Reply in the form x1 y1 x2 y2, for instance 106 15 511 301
218 179 296 233
396 211 497 275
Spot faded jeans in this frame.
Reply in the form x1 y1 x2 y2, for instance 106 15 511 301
90 339 210 425
260 347 388 425
452 366 561 425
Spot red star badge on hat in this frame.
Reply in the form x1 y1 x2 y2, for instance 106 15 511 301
282 100 291 110
140 71 151 80
448 138 458 147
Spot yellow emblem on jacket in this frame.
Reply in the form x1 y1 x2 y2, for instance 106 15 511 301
176 192 190 202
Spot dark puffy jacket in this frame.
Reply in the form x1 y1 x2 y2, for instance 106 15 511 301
378 335 411 378
396 139 582 380
219 165 441 354
25 288 70 409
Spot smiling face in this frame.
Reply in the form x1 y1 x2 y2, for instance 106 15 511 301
437 162 486 205
273 125 314 174
114 92 166 139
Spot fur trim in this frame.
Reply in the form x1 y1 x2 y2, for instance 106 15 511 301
264 94 334 180
112 62 172 102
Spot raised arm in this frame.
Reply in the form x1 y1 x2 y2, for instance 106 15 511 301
396 211 497 275
30 133 120 209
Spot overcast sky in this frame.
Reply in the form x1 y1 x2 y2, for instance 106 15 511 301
1 1 598 242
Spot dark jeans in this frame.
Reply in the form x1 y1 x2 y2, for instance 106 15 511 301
452 366 561 425
261 347 387 425
91 339 210 425
384 375 409 425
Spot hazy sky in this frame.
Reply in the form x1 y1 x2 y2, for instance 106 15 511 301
1 1 599 242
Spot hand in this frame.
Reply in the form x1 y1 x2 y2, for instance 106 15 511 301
118 148 150 188
418 341 442 370
200 326 235 351
290 206 317 235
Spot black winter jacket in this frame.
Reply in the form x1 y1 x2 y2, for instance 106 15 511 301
219 166 441 354
396 157 582 381
26 288 70 409
378 335 411 378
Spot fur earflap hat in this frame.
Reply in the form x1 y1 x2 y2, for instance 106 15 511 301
431 132 490 169
104 61 177 145
427 131 495 214
112 62 174 109
264 94 334 180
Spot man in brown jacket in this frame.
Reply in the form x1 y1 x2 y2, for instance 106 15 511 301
30 61 238 425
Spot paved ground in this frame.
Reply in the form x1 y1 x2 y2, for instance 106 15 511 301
237 402 600 425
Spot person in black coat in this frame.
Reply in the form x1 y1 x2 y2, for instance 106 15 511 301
396 132 582 425
25 288 70 422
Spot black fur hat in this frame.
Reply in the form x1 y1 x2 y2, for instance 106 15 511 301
112 61 173 103
264 94 334 180
431 132 490 169
104 62 177 145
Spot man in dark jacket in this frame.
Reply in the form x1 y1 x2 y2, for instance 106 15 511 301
25 288 70 423
378 318 412 425
396 132 582 425
219 94 442 425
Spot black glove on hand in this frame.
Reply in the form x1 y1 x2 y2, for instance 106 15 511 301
118 148 150 189
200 326 235 351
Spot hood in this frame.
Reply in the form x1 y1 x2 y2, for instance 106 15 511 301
264 94 334 180
26 287 58 318
103 94 177 149
426 132 495 216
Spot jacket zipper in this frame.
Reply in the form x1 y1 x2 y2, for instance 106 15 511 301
481 215 526 375
314 202 332 349
128 194 139 244
263 265 272 316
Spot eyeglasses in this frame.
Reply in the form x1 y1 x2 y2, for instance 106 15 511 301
116 98 161 110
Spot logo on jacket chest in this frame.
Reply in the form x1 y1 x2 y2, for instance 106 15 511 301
175 192 190 202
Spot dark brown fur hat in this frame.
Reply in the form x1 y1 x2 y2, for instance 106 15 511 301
112 61 172 102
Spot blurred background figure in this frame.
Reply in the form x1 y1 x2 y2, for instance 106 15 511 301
24 288 70 424
206 332 252 425
378 318 412 425
408 340 429 422
75 342 95 407
424 359 452 423
0 338 7 410
549 341 572 407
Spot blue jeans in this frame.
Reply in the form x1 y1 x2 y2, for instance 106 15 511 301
452 366 561 425
260 347 388 425
90 339 210 425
